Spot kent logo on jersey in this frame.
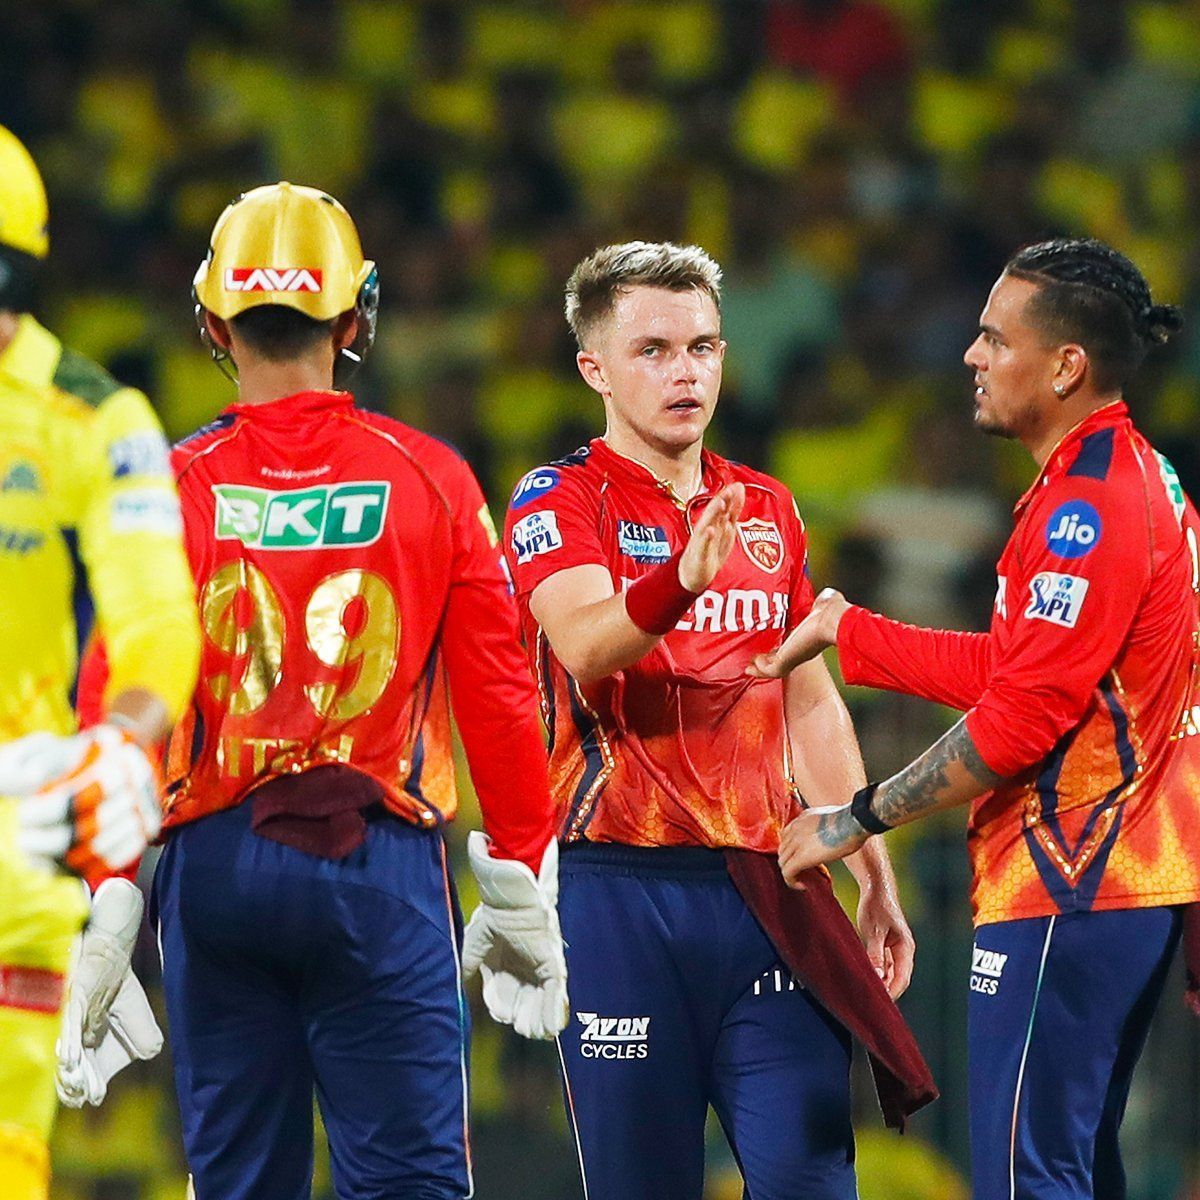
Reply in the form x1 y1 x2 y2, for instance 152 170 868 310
1045 500 1101 558
223 267 323 293
618 521 671 563
213 481 390 548
1025 572 1089 628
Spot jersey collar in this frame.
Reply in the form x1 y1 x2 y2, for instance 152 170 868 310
590 437 731 508
1014 400 1129 516
227 389 355 422
0 315 60 392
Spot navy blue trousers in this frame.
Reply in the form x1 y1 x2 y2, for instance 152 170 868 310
556 845 856 1200
968 906 1181 1200
152 803 472 1200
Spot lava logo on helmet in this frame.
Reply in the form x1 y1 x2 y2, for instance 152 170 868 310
213 481 389 548
223 268 324 293
510 468 560 510
1045 500 1101 558
737 518 784 573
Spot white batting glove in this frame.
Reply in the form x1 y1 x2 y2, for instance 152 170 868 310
462 833 569 1040
0 731 89 796
18 724 161 887
56 878 163 1108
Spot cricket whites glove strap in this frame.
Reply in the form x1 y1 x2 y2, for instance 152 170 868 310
462 832 569 1040
56 878 163 1108
13 723 162 888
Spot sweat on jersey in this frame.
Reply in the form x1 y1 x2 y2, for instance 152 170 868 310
837 402 1200 926
504 438 814 853
157 390 554 872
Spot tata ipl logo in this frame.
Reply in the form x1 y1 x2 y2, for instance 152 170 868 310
212 482 390 548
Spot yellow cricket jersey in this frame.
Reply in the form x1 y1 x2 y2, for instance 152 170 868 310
0 314 200 739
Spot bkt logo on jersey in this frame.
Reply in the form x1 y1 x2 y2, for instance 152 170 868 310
511 468 559 510
1025 572 1089 628
512 510 563 563
577 1013 650 1060
223 267 323 293
1045 500 1102 558
213 481 390 549
970 946 1008 996
618 520 671 563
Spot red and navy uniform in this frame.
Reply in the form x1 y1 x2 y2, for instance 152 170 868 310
154 390 554 1200
506 439 856 1200
836 402 1200 1199
505 438 813 852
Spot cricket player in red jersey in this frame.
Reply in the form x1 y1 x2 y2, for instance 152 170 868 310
90 182 567 1200
504 242 932 1200
755 238 1200 1200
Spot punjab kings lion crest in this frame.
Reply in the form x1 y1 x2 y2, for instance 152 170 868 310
737 518 784 573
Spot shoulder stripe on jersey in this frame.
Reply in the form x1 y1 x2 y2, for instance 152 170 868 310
549 447 591 469
52 347 120 408
1065 428 1115 481
175 413 237 449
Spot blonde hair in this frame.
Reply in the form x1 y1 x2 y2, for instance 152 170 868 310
564 241 723 348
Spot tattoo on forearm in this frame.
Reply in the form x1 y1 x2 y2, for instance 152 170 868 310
816 805 861 851
873 719 1002 829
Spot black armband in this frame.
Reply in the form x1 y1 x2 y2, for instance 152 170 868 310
850 783 893 835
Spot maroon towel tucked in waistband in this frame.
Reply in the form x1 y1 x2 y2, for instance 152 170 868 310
250 765 388 859
724 849 938 1131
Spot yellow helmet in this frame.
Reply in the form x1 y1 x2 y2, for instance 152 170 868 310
193 182 379 381
0 125 49 260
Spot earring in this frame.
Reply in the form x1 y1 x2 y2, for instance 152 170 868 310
1053 384 1065 395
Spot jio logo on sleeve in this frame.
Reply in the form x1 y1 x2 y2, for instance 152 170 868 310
1045 500 1102 558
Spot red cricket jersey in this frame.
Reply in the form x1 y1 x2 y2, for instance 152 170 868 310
159 390 553 870
503 438 815 852
838 403 1200 925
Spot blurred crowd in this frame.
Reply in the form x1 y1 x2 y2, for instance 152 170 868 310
6 0 1200 1196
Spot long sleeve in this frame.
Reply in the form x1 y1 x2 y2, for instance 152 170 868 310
963 478 1150 778
837 605 993 711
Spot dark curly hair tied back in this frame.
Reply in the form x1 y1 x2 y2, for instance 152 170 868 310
1004 238 1183 393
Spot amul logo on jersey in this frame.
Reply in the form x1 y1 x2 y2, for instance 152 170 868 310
577 1013 650 1060
224 267 323 293
213 482 390 549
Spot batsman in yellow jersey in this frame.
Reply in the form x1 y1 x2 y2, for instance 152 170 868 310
0 125 201 1200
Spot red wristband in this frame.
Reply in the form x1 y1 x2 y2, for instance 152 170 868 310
625 551 701 635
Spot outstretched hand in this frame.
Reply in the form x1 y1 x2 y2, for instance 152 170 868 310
747 587 851 679
679 483 745 593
